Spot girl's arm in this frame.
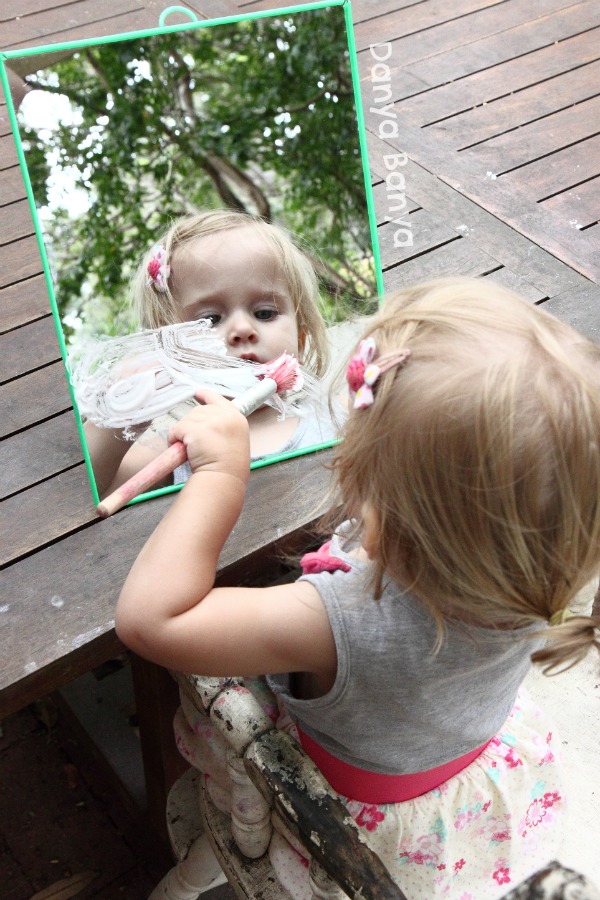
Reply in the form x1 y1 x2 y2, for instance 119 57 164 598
115 390 336 683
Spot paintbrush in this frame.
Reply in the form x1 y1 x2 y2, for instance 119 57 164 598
96 353 302 518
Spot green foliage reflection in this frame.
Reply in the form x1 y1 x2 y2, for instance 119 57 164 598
19 7 377 343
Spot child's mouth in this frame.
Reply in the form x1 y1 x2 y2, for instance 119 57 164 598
238 352 260 363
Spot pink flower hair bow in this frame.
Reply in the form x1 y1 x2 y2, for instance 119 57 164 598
300 541 352 575
146 245 170 292
346 337 410 409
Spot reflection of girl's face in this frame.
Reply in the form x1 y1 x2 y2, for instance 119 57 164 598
172 226 301 365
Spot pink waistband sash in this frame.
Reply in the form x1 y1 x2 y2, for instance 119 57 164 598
297 726 491 804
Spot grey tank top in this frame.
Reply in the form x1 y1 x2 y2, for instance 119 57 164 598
268 526 543 775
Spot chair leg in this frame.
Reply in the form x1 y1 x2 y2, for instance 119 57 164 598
227 750 272 859
148 831 227 900
308 858 347 900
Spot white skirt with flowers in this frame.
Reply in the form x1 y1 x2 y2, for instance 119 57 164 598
174 681 565 899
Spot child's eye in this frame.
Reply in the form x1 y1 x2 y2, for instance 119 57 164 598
197 312 221 326
254 307 277 321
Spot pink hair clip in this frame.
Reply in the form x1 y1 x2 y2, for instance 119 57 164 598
300 540 352 575
146 244 170 292
346 338 410 409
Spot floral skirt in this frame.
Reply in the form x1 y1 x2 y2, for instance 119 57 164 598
174 681 565 899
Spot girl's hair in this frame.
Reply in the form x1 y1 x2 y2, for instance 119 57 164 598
131 209 329 377
333 276 600 672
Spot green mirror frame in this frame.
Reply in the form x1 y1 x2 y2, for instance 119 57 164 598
1 0 382 508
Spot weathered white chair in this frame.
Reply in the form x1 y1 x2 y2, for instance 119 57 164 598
149 672 406 900
150 673 600 900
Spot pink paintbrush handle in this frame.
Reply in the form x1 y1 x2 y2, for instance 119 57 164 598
96 376 280 518
96 440 188 518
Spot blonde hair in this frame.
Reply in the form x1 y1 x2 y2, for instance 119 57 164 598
131 210 329 377
332 277 600 672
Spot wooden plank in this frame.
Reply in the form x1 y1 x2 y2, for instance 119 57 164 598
360 58 430 102
353 0 503 52
372 179 419 225
379 208 460 268
0 65 31 120
0 233 43 287
0 274 50 332
0 411 82 498
1 0 263 52
502 134 600 200
384 238 502 291
0 465 96 567
359 0 590 76
1 1 144 48
364 116 600 282
461 94 600 173
2 10 155 50
0 165 29 205
0 626 124 720
366 130 589 295
351 0 427 21
389 252 556 306
237 0 425 20
483 267 549 303
0 108 15 140
0 198 35 245
393 26 600 126
361 1 600 90
1 361 72 437
427 58 600 151
0 132 20 169
540 283 600 342
0 315 59 381
540 176 600 229
0 0 234 18
0 0 91 18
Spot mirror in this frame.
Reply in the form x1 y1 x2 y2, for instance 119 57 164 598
1 1 381 509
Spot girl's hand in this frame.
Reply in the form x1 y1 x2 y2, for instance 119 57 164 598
168 388 250 483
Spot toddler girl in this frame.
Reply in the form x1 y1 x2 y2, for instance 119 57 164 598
85 209 333 498
116 277 600 897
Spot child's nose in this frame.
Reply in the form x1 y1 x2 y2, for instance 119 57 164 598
225 310 258 344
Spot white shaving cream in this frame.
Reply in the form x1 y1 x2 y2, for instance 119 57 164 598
68 320 317 434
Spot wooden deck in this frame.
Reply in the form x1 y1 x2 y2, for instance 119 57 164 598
1 0 599 895
2 0 599 562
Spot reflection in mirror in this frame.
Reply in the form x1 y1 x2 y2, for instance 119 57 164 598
4 2 380 506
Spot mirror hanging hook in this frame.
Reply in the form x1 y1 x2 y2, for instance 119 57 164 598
158 6 200 26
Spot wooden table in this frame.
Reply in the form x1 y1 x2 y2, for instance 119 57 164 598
2 0 599 844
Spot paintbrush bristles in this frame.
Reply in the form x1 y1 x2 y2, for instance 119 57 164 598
259 353 303 393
